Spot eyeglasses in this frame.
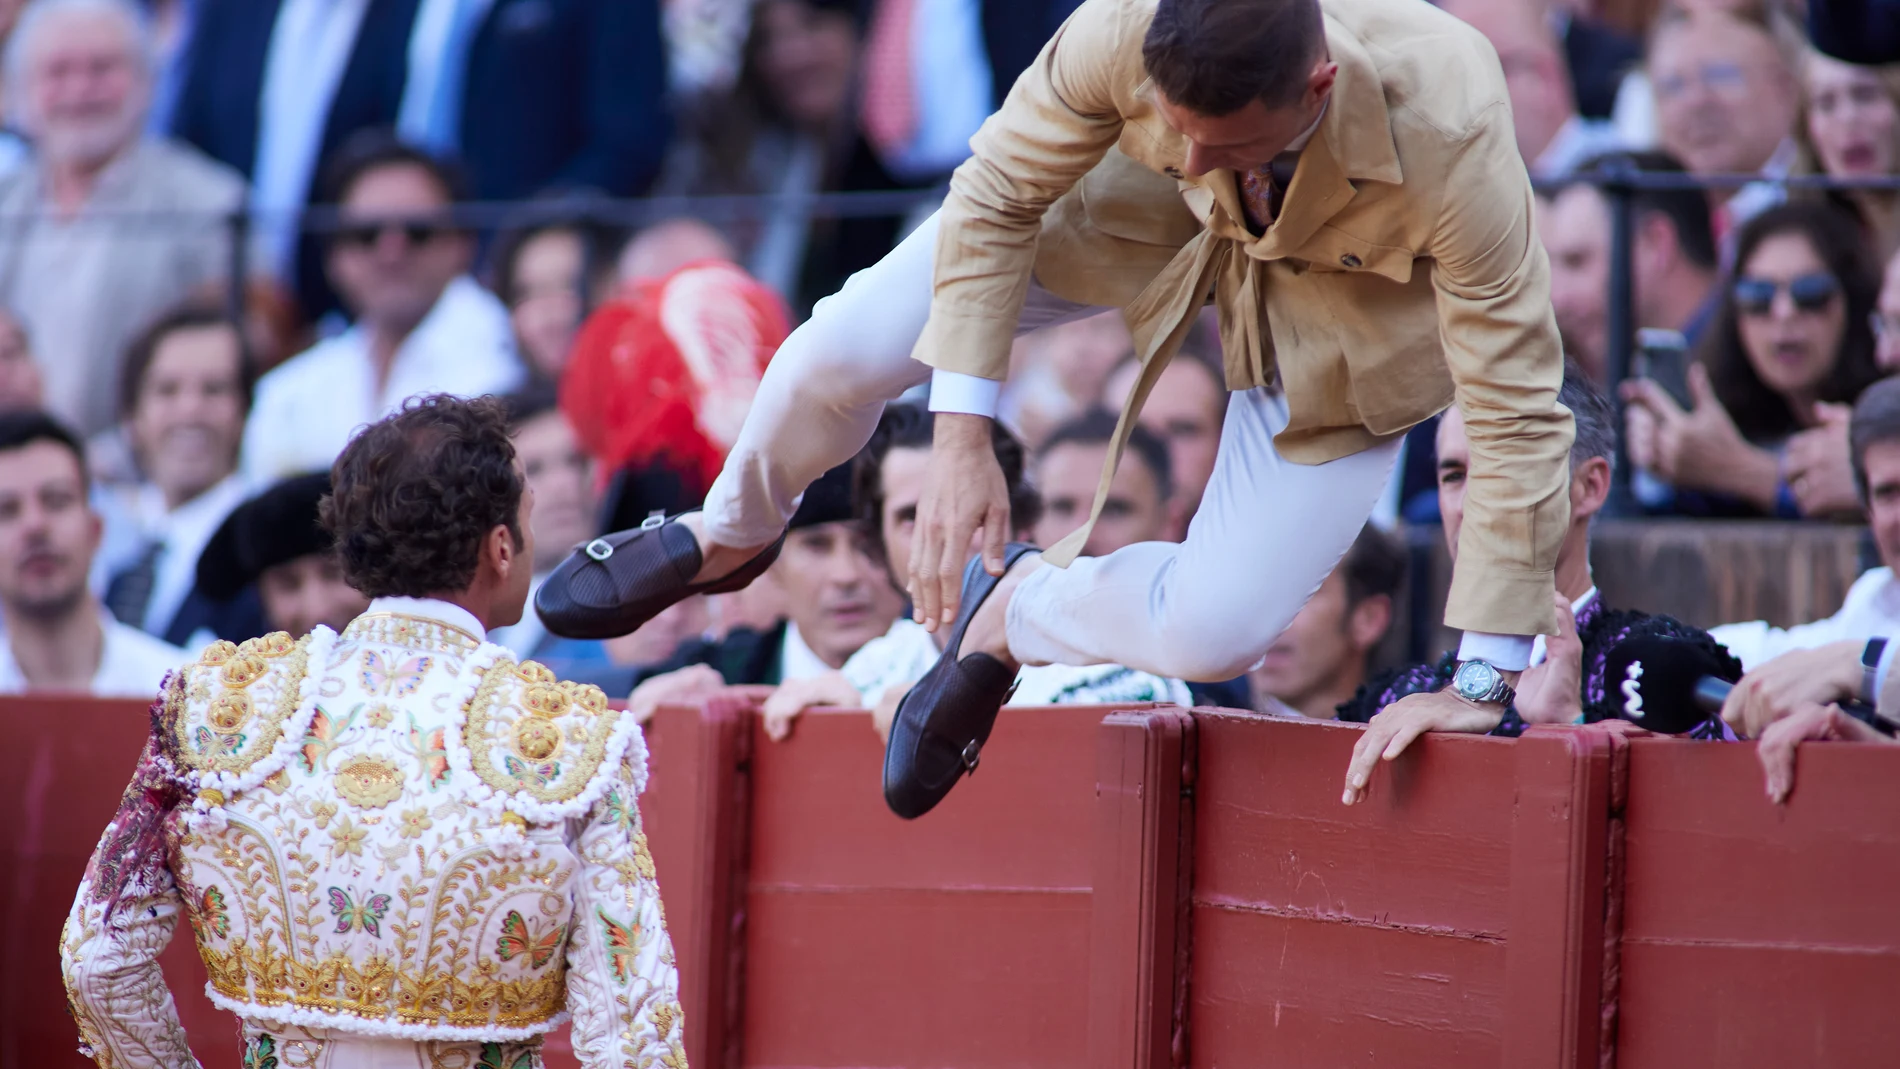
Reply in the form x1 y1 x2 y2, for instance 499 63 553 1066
1732 273 1841 316
334 220 450 250
1653 61 1751 102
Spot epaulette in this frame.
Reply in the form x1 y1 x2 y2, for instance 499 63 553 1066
168 631 330 805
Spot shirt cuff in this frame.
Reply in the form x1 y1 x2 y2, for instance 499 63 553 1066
1873 637 1898 705
927 369 1002 418
1456 631 1535 673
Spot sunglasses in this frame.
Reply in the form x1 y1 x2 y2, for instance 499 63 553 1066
334 220 450 250
1732 273 1841 316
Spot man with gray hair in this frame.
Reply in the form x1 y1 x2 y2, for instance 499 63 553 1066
0 0 246 437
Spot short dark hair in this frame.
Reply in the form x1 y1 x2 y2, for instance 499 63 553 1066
1851 377 1900 501
317 129 469 209
321 395 524 598
488 192 626 309
1559 360 1616 469
1036 407 1175 503
500 380 562 430
1573 150 1718 271
1337 525 1406 612
852 403 1042 569
118 302 254 422
1143 0 1324 114
0 409 88 486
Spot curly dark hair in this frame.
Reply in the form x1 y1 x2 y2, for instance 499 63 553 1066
321 394 524 598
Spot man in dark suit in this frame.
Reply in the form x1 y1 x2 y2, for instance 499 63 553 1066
1809 0 1900 66
402 0 670 202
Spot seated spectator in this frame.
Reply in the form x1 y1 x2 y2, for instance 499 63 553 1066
0 0 246 438
1878 243 1900 372
1800 53 1900 258
1250 526 1405 720
1009 313 1137 439
616 216 742 285
1031 409 1173 556
1541 151 1721 382
241 134 522 482
1714 641 1900 804
1439 0 1625 178
0 307 45 409
617 460 905 705
489 200 625 381
1623 202 1883 517
1647 5 1802 233
0 410 184 695
195 472 367 640
1101 350 1226 534
1339 363 1737 740
485 385 610 670
1711 377 1900 669
749 402 1193 741
97 304 260 647
1554 2 1643 122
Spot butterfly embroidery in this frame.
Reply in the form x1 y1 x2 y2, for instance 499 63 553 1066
603 789 637 836
189 885 230 939
598 908 642 983
406 712 450 790
504 754 560 790
327 886 391 937
361 651 432 696
495 910 565 969
194 727 244 758
297 704 359 774
474 1042 535 1069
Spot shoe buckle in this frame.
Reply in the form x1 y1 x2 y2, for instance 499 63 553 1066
584 538 615 562
640 510 666 531
960 739 981 773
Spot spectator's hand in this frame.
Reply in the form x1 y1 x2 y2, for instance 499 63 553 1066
1784 403 1860 518
626 664 726 725
871 684 907 744
1620 365 1760 499
1757 702 1893 804
1341 689 1506 805
1515 593 1583 725
910 413 1010 634
1720 640 1863 738
760 672 864 741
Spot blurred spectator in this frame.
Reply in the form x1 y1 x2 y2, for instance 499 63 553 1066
1102 350 1226 535
197 472 368 639
1800 53 1900 258
395 0 669 202
486 384 609 668
1030 408 1173 556
0 307 44 409
241 135 522 483
1342 363 1738 733
1877 243 1900 371
1624 202 1883 517
751 402 1190 742
1249 525 1405 720
1541 151 1721 382
0 409 183 695
1647 6 1801 233
489 199 623 380
615 214 740 284
1439 0 1625 178
1553 1 1644 121
1808 0 1900 67
169 0 416 319
0 0 246 438
1711 376 1900 669
99 304 260 647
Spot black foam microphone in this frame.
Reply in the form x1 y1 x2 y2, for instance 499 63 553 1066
1601 636 1739 735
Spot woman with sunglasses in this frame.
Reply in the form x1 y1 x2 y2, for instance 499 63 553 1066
1623 201 1884 517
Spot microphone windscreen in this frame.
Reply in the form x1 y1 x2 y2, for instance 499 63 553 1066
1601 636 1733 734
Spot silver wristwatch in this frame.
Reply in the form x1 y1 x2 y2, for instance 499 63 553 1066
1451 658 1515 707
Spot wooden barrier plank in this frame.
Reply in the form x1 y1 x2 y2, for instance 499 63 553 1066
1617 738 1900 1069
1188 712 1516 1068
740 704 1112 1069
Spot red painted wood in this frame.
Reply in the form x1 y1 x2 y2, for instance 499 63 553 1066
1187 711 1514 1067
0 697 241 1068
1617 737 1900 1068
740 704 1112 1069
1090 708 1194 1069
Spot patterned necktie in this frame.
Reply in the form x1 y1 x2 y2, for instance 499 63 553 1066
106 538 165 630
861 0 918 162
1238 165 1282 235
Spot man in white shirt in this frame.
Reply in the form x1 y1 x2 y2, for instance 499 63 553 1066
0 410 183 697
241 134 521 482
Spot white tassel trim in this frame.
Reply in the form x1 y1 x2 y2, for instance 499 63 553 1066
187 627 338 804
206 987 568 1041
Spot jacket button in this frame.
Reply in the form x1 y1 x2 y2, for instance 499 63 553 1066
1340 253 1362 268
1164 166 1183 178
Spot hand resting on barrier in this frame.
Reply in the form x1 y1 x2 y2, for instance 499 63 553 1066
627 663 728 724
1341 687 1507 805
1719 640 1864 739
761 673 865 740
1757 701 1897 803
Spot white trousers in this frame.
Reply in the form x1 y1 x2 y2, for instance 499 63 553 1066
703 212 1402 682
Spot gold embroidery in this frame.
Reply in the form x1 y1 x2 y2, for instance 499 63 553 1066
197 788 226 807
263 770 291 794
335 756 405 809
223 656 270 688
464 659 621 806
522 683 569 718
198 639 239 666
511 718 563 763
564 681 608 717
208 693 254 734
515 661 556 685
344 613 482 653
205 939 565 1030
365 702 395 728
174 636 314 775
244 632 298 658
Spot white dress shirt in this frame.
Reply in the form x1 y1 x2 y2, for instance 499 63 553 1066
1531 116 1627 180
776 621 835 683
118 474 251 637
1711 567 1900 672
240 276 524 483
357 594 488 642
0 611 187 699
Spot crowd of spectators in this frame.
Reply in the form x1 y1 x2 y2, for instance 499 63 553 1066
0 0 1894 794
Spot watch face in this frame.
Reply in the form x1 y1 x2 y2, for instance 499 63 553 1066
1454 660 1498 700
